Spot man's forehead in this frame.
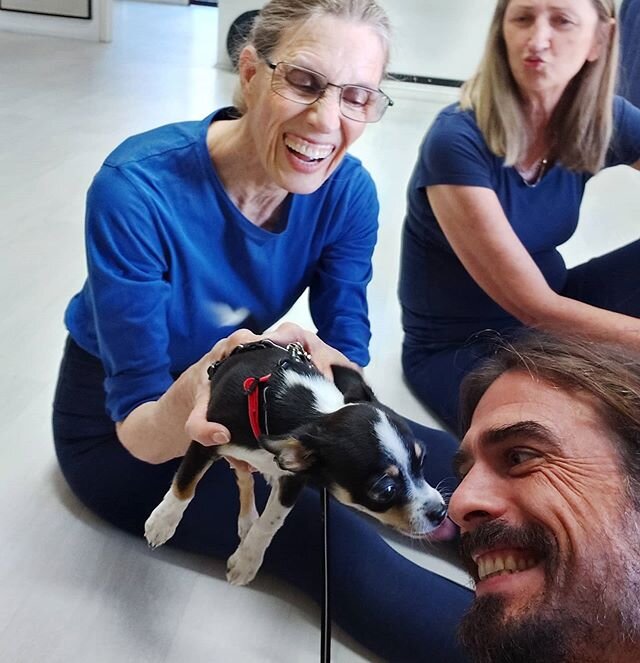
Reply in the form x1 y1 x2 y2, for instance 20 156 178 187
457 371 610 464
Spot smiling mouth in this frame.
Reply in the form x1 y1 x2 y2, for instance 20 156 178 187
473 550 539 582
284 135 334 163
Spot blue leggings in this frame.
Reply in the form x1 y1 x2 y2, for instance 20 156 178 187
403 239 640 431
53 337 472 663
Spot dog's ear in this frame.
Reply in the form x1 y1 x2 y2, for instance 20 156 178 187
331 364 377 403
259 435 316 473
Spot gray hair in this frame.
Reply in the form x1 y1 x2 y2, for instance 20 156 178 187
233 0 391 114
460 332 640 507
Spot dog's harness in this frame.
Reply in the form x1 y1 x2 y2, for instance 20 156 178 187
207 339 315 441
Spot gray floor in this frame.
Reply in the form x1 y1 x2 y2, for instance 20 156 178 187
1 2 638 662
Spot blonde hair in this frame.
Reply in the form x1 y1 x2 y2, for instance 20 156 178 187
460 0 618 173
232 0 391 114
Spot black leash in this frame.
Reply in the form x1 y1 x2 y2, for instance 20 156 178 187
320 487 331 663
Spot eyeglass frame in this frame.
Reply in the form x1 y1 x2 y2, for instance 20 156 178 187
262 59 394 123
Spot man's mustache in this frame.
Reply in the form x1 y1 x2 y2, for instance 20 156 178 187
459 519 556 581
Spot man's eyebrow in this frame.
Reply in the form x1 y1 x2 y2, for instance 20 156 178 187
453 420 562 477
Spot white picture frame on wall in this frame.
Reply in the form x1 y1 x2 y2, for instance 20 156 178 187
0 0 91 19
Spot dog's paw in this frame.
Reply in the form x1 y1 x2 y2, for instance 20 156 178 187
226 546 264 586
237 509 259 542
144 495 187 548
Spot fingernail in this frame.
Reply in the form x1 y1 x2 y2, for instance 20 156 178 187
213 432 230 445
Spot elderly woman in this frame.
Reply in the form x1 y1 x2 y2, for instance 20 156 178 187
52 0 471 660
399 0 640 430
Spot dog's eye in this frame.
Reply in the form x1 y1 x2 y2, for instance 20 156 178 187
367 476 397 504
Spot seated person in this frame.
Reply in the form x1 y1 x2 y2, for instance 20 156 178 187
399 0 640 430
52 1 470 660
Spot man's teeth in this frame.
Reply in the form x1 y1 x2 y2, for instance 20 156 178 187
476 553 537 581
284 137 333 160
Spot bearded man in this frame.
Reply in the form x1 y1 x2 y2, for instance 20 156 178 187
449 333 640 663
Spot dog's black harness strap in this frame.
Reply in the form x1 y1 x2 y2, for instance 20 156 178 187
207 339 315 381
207 339 286 381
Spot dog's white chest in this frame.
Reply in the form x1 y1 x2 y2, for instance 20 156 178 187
217 444 288 479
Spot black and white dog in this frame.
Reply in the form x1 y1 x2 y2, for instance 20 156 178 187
145 341 447 586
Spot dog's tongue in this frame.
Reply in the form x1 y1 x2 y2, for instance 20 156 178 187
426 517 458 542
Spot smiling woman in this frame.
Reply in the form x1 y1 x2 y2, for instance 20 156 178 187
399 0 640 431
51 0 472 661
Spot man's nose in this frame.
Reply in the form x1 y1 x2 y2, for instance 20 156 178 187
448 466 509 528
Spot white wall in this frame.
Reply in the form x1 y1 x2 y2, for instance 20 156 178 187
0 0 112 41
216 0 495 83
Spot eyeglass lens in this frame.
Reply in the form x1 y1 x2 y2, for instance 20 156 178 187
270 62 389 123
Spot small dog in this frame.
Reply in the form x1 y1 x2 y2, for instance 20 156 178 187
145 341 447 586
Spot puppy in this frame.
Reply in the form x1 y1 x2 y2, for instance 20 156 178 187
145 341 447 586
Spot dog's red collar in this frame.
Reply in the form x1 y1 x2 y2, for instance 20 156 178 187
207 339 315 441
243 374 271 440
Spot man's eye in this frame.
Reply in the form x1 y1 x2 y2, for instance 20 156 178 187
506 447 539 468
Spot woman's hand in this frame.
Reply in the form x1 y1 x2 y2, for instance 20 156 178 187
117 323 354 464
185 322 357 441
198 322 358 381
183 323 355 471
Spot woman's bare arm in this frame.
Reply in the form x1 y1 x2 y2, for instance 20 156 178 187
427 183 640 347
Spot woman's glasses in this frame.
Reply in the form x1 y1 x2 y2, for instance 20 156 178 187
264 60 393 123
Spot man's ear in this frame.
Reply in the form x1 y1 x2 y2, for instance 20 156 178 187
331 364 377 403
259 435 316 473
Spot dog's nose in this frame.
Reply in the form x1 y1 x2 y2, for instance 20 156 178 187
427 503 447 524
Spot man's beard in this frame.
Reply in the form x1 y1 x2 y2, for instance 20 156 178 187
457 518 640 663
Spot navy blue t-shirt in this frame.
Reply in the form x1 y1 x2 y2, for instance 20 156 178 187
620 0 640 107
399 96 640 348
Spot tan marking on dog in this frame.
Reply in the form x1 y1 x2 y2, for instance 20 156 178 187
386 465 400 478
331 485 421 536
371 505 412 532
236 469 256 518
414 442 422 459
171 461 213 500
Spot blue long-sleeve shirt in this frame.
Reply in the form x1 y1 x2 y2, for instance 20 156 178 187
65 108 379 421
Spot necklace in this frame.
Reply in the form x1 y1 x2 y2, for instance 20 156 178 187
519 157 548 188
